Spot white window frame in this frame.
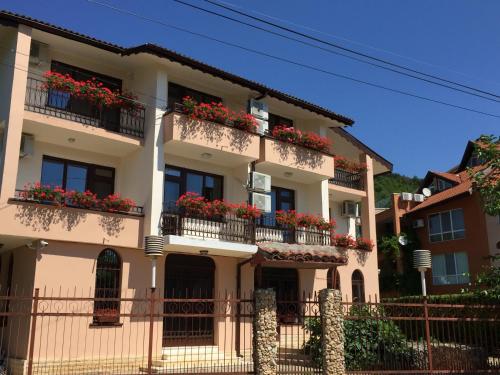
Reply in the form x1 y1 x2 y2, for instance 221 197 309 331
428 208 465 243
431 252 470 286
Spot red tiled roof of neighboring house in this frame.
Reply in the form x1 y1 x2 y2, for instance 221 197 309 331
0 10 354 125
408 166 487 213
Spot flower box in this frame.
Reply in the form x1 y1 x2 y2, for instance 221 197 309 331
334 156 367 173
271 126 330 153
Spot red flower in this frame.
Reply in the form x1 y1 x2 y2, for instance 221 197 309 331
334 156 368 173
271 126 330 153
333 234 357 248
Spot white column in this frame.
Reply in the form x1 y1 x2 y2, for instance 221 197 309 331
0 25 31 203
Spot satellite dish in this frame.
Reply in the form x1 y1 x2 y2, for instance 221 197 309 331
422 188 432 197
398 235 408 246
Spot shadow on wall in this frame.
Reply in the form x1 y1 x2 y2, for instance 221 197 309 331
13 203 125 237
177 117 254 154
337 248 369 267
273 141 325 170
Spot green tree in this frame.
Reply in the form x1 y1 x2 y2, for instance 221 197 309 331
468 134 500 216
374 173 422 208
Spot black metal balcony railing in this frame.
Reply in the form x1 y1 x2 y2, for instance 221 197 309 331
12 189 144 216
25 77 145 138
161 207 331 246
329 168 364 190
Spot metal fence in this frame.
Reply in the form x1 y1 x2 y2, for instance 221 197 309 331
329 169 364 190
25 77 145 138
342 298 500 374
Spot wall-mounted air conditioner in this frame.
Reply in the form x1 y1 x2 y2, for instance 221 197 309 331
401 192 413 201
251 172 271 193
29 40 49 66
413 193 425 202
341 200 359 218
255 118 268 135
252 192 271 213
248 99 268 120
412 219 425 229
20 133 34 158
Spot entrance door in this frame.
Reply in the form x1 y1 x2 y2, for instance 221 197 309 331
164 254 215 346
258 267 299 324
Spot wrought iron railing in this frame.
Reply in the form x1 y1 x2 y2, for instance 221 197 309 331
161 206 332 246
24 77 145 138
12 189 144 216
329 168 364 190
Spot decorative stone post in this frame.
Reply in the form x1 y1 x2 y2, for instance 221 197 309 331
319 288 345 375
253 289 277 375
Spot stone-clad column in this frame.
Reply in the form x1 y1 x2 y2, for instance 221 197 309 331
253 289 277 375
319 289 345 375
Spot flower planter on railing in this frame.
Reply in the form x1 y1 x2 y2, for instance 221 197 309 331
271 125 331 153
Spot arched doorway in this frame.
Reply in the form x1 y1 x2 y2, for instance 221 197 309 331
164 254 215 346
327 268 341 290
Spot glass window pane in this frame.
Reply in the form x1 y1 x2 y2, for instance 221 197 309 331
429 214 441 235
93 181 113 199
166 167 181 177
441 212 452 233
95 168 113 178
432 255 446 277
453 230 465 240
41 159 64 188
164 180 180 209
186 173 203 195
445 253 456 276
452 209 465 231
455 252 469 275
430 234 442 243
66 164 87 192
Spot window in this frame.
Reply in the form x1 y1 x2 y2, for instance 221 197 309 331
428 178 453 193
164 165 223 208
428 209 465 242
168 82 221 110
93 249 121 324
351 270 365 302
41 156 115 199
327 268 341 290
431 252 469 285
49 61 122 131
268 113 294 133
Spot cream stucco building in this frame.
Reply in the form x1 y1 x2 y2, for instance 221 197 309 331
0 11 392 373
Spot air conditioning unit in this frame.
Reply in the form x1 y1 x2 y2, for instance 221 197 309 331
19 133 34 158
251 172 271 193
248 99 268 120
413 193 425 202
252 192 271 213
29 40 49 66
412 219 425 229
341 200 358 218
401 192 413 201
255 118 268 135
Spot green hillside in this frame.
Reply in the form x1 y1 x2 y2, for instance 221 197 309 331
375 173 422 208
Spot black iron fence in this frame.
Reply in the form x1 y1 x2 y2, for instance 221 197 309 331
161 207 332 246
329 169 364 190
25 77 145 138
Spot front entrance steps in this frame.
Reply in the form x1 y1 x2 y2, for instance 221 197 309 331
140 346 253 373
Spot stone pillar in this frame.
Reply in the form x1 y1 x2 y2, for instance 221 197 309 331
253 289 277 375
319 288 345 375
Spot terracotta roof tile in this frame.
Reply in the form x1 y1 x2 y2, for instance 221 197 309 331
256 242 347 265
408 180 472 213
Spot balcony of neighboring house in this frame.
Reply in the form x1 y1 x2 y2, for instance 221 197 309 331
163 102 261 167
23 65 145 157
256 128 334 183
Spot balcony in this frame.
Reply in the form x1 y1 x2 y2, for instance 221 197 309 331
2 190 144 248
162 208 332 248
163 104 260 167
24 77 145 136
329 169 364 190
257 137 334 183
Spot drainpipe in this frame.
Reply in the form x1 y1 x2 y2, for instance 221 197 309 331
236 257 253 357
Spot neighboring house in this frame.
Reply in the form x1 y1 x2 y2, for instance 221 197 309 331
376 140 499 296
0 11 391 371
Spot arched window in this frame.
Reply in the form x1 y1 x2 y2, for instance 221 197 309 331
351 270 365 303
94 249 121 324
327 268 341 290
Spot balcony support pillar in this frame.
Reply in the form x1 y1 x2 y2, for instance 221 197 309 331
0 25 31 203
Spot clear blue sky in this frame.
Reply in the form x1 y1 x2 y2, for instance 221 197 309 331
3 0 499 177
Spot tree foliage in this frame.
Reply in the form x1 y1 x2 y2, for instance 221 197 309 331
468 134 500 216
375 173 422 208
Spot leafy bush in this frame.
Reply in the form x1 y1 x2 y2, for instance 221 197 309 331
303 306 416 370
